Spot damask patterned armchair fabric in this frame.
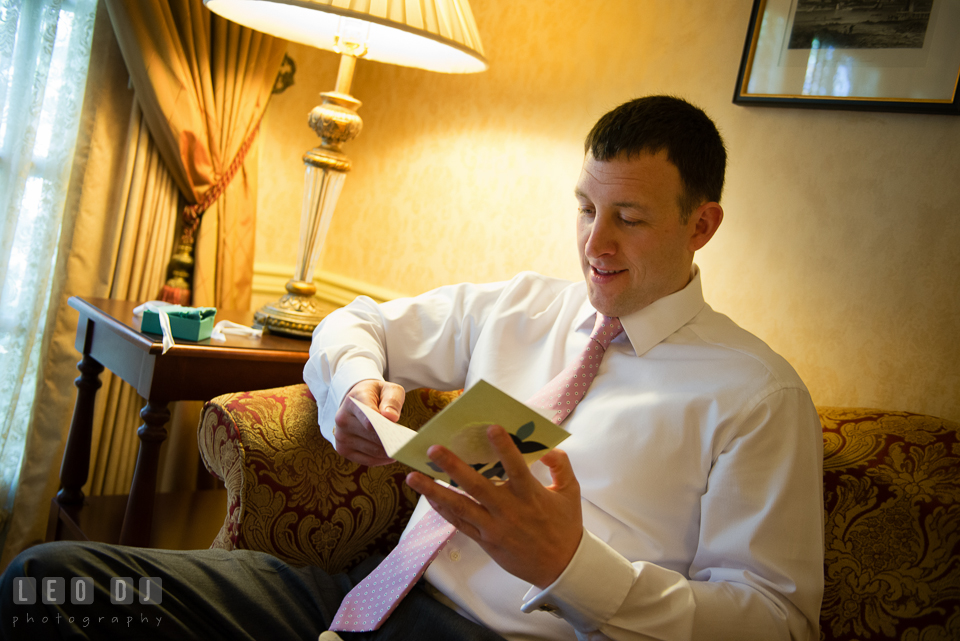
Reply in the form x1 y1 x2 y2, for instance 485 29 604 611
819 408 960 640
198 384 960 640
198 384 459 574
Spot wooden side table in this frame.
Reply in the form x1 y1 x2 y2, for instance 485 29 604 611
47 297 328 548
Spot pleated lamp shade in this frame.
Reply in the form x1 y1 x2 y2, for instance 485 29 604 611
204 0 487 73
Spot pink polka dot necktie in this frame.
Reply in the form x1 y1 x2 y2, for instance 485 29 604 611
329 313 624 632
526 313 624 423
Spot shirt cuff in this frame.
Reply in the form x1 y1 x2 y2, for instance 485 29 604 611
520 528 636 632
316 358 385 446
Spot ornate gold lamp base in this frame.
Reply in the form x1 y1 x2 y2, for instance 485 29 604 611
254 280 339 338
254 52 362 339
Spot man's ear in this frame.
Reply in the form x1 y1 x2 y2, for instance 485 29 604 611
687 202 723 252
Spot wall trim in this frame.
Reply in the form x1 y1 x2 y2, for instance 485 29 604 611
252 262 407 306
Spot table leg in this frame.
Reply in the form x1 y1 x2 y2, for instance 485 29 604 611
56 353 105 505
118 401 170 547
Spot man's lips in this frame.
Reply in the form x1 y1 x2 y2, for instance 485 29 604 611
589 266 626 284
591 266 626 276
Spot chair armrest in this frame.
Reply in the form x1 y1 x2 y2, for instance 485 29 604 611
198 383 460 573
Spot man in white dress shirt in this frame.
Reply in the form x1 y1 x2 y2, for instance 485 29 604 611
305 95 824 640
0 95 822 641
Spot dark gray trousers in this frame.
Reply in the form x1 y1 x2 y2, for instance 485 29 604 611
0 541 508 641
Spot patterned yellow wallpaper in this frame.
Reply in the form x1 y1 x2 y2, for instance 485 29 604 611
255 0 960 422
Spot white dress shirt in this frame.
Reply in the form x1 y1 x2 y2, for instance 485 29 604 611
304 267 824 641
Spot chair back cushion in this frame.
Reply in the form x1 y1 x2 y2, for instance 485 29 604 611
819 407 960 640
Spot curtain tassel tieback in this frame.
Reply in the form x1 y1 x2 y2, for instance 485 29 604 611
159 121 261 305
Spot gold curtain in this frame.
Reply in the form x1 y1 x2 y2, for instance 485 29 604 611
104 0 287 309
87 106 180 498
0 0 287 566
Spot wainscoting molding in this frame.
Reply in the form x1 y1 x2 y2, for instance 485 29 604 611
252 263 407 306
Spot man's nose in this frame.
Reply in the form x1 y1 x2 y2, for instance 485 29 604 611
585 214 617 257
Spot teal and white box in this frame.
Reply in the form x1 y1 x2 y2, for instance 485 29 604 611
140 306 216 341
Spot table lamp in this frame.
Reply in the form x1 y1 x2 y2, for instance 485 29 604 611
204 0 487 336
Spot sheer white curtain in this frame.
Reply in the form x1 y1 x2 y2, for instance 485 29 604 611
0 0 98 546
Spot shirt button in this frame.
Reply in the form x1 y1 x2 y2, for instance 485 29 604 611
449 548 462 562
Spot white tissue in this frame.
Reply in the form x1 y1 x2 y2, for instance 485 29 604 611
132 300 177 354
211 320 263 341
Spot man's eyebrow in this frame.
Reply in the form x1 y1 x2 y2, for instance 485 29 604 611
612 200 646 211
575 188 646 211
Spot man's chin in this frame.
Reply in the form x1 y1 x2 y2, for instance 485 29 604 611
586 290 628 318
587 285 655 318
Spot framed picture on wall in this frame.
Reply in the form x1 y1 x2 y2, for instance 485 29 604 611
734 0 960 114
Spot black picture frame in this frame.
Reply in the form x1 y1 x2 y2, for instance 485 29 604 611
734 0 960 114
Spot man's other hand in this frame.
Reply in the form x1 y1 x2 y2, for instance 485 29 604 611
406 424 583 589
333 379 405 466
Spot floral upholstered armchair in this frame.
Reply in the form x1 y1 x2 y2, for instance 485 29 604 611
198 385 458 574
197 383 960 640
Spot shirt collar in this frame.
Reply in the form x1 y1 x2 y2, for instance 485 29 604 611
575 265 706 357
